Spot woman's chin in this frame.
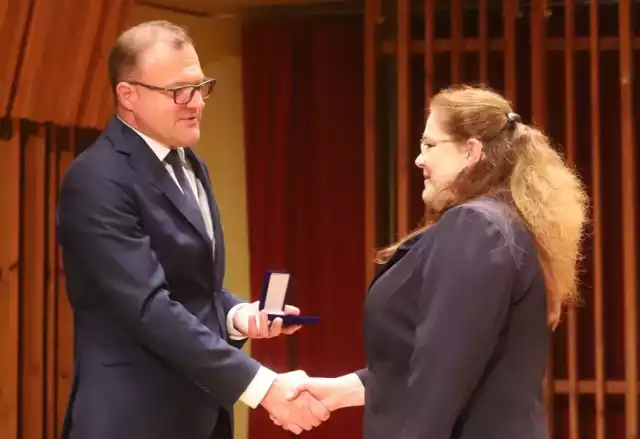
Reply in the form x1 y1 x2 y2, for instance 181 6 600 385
422 187 452 212
421 185 435 203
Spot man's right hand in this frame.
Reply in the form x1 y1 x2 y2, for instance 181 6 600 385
260 373 330 435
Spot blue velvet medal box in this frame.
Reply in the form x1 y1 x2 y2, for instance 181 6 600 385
259 270 319 326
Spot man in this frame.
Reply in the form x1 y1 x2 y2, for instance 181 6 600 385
56 20 328 439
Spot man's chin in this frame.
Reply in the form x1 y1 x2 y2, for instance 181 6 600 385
177 130 201 147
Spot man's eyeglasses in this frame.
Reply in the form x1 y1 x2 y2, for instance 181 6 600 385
125 78 216 104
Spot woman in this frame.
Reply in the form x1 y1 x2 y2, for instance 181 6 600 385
280 85 588 438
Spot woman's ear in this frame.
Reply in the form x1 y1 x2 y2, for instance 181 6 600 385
465 138 484 165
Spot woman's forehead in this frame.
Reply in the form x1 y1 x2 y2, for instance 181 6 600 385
423 112 448 140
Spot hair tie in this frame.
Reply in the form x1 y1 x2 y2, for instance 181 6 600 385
507 112 521 124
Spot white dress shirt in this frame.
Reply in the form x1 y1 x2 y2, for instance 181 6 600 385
119 118 276 408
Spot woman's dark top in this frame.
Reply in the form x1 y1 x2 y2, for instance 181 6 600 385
356 197 550 439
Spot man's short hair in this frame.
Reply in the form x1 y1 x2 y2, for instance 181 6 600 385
108 20 193 94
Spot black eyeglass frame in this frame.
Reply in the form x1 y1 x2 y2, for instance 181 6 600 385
124 78 216 104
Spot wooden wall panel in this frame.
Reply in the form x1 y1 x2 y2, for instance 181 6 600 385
370 1 639 437
56 147 76 438
20 125 47 439
45 126 59 439
0 119 21 439
0 0 134 129
0 119 99 439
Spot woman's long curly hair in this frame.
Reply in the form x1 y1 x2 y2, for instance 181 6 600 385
377 85 588 328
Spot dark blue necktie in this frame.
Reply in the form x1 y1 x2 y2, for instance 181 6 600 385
165 149 199 210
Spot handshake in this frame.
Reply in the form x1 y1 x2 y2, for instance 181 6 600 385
258 370 364 435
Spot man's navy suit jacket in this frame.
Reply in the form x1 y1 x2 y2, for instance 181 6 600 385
56 117 261 439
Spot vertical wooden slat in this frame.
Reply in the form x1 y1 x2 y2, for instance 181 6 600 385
502 0 517 105
588 2 605 438
45 126 59 439
530 0 552 433
56 146 75 438
531 0 548 126
0 119 21 439
364 0 379 283
450 0 462 84
618 1 638 438
20 123 47 439
478 0 488 83
563 2 579 438
424 0 435 103
396 0 410 237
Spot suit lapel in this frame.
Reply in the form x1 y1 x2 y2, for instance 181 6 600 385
106 118 211 245
368 232 426 289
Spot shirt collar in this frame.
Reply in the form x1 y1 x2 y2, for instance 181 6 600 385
118 116 185 163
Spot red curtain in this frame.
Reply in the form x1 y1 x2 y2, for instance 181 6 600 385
242 16 365 439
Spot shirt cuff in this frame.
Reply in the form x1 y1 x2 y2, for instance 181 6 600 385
238 366 278 408
227 303 249 340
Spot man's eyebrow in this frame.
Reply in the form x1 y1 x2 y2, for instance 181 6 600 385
166 78 206 87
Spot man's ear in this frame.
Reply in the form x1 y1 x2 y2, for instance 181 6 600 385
465 138 484 165
116 82 135 111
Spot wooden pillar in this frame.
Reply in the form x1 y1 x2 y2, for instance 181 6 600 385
503 0 518 105
618 1 638 437
563 2 579 438
364 0 380 283
396 0 410 237
588 2 605 438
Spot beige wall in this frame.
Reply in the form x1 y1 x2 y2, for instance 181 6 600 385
130 5 252 438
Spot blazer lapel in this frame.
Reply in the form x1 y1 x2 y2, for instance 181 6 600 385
368 232 426 289
107 119 211 245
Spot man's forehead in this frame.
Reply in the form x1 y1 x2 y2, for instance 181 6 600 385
137 41 202 75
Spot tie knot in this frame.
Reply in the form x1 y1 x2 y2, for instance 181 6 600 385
165 148 183 167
